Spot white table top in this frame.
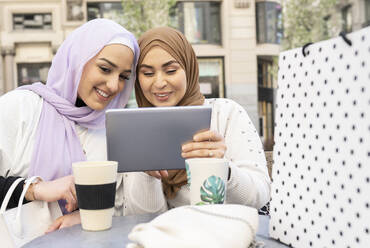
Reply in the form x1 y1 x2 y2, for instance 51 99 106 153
23 214 288 247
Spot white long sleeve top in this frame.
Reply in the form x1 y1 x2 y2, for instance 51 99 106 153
0 91 270 216
0 90 157 216
0 90 108 178
116 98 271 216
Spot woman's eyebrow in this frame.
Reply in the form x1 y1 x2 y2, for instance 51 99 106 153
139 60 179 69
162 60 178 68
139 64 153 69
99 58 131 73
98 58 117 68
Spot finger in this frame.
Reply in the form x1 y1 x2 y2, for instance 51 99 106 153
60 213 80 229
60 221 71 229
182 149 210 159
66 203 72 213
67 176 77 202
182 149 224 159
193 128 210 137
66 202 75 213
159 170 168 178
71 184 77 202
193 130 212 142
45 218 62 234
193 130 223 142
153 171 162 179
182 141 225 152
145 171 162 179
67 202 78 212
65 193 77 212
71 202 78 212
66 191 75 206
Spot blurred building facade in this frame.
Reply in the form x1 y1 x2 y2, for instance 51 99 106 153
0 0 285 148
331 0 370 33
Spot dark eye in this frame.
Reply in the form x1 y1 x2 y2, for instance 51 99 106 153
166 69 176 74
143 72 154 77
99 66 110 73
119 75 130 81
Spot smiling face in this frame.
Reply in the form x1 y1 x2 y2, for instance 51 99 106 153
138 46 187 107
77 44 134 110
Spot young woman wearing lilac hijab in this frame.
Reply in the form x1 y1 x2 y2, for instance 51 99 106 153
0 19 140 230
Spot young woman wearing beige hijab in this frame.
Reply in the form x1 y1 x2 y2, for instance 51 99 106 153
130 26 270 211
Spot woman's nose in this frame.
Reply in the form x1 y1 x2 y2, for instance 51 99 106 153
106 77 119 93
153 72 167 89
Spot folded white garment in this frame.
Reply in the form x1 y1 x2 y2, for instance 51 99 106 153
127 204 259 248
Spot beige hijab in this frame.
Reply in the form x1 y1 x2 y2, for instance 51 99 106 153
135 27 205 199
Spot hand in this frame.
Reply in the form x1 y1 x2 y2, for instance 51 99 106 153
45 210 81 233
181 130 226 159
145 170 169 180
32 175 77 212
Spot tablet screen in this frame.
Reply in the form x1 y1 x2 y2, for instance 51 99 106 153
106 106 212 172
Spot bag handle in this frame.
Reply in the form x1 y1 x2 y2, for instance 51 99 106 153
16 176 42 213
13 176 42 238
0 178 25 214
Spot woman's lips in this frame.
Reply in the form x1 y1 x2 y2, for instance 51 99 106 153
95 87 110 101
154 92 172 102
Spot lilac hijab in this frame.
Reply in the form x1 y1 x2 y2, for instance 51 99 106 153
19 19 139 181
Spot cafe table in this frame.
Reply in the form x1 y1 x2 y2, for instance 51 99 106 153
23 214 288 248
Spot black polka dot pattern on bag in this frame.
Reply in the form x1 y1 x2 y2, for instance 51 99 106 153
269 27 370 247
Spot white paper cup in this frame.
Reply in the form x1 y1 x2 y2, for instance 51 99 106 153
72 161 118 231
185 158 229 205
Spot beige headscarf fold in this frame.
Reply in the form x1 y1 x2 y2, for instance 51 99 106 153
135 27 205 199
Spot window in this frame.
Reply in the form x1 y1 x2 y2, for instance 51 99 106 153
323 15 331 38
341 5 352 32
13 13 52 30
365 0 370 27
198 57 224 98
175 2 221 45
257 57 275 150
256 1 282 44
66 0 84 21
87 2 122 21
17 63 51 86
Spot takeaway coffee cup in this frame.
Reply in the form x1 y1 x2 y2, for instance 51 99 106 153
72 161 117 231
185 158 229 205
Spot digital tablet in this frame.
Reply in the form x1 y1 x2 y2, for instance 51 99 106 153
106 106 212 172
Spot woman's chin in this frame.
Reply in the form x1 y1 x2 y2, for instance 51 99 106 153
151 98 179 107
153 101 173 107
87 101 108 111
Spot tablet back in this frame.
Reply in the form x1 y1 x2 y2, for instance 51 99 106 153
106 106 212 172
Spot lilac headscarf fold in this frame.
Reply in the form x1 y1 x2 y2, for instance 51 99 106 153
18 19 139 181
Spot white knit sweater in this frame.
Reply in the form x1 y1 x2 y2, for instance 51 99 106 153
116 98 271 216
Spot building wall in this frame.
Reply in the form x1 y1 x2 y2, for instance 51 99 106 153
0 0 66 92
326 0 369 37
191 0 281 128
0 0 281 131
346 0 367 30
228 0 260 126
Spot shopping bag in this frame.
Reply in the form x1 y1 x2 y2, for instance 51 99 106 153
0 176 62 247
270 27 370 247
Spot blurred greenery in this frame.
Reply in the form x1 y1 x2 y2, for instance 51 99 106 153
269 0 339 83
119 0 177 38
282 0 338 50
116 0 177 108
